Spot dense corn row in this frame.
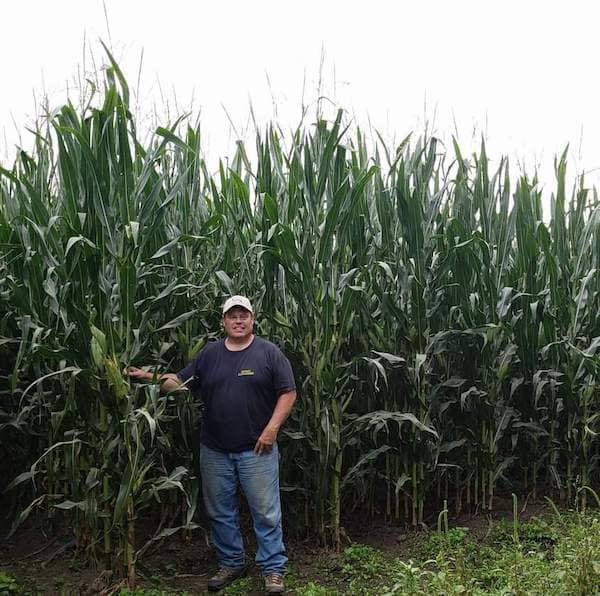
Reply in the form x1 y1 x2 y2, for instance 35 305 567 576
0 55 598 575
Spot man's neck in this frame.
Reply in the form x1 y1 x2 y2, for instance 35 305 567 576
225 334 255 351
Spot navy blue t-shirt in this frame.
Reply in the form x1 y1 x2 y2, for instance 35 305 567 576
177 336 296 452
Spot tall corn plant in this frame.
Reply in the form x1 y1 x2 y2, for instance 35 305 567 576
253 112 381 547
0 52 213 583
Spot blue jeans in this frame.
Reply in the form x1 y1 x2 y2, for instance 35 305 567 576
199 443 288 575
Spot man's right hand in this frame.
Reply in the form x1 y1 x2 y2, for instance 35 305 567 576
125 368 187 393
124 366 151 381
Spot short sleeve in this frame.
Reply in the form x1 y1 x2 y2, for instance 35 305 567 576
177 350 203 392
269 346 296 396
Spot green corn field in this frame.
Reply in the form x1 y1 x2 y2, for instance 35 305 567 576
0 50 599 582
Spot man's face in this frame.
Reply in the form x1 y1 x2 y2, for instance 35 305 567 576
223 306 254 339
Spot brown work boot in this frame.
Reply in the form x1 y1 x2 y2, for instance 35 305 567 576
207 566 247 592
264 573 285 593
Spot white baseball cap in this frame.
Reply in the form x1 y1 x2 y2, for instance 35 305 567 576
222 295 253 315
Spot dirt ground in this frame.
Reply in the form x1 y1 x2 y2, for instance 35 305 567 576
0 497 550 595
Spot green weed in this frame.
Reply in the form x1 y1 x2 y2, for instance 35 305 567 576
0 571 19 594
293 582 340 596
119 588 192 596
492 516 558 555
342 544 392 594
220 576 258 595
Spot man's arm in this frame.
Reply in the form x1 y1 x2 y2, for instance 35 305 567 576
126 367 188 393
254 390 297 455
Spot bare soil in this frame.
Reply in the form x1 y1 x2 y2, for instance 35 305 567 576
0 498 551 595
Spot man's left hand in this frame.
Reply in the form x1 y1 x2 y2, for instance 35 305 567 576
254 425 278 455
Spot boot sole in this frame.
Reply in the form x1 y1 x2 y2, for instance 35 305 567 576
207 567 247 592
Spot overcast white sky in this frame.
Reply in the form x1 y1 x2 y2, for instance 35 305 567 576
2 0 600 195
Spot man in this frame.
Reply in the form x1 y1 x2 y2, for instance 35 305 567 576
127 295 297 593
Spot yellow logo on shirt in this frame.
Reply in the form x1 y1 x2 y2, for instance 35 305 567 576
238 369 255 377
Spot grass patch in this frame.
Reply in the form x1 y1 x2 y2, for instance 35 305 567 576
382 510 600 595
0 571 20 594
341 544 391 594
119 590 192 596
